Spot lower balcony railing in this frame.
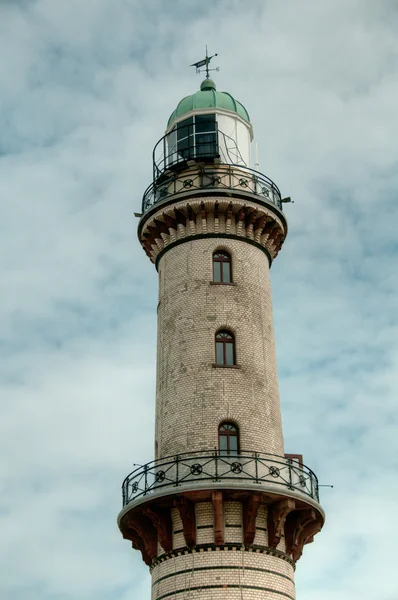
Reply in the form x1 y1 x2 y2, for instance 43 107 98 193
121 450 320 506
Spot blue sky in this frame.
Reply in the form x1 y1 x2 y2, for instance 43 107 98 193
0 1 397 599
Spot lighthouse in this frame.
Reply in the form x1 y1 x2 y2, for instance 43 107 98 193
118 68 324 599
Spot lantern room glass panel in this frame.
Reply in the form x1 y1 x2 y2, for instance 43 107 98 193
173 114 218 163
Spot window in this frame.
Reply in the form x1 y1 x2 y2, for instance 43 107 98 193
215 330 235 366
195 114 217 157
176 116 194 160
175 114 218 161
213 251 232 283
219 423 239 456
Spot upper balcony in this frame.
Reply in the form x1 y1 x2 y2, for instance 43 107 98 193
141 119 283 215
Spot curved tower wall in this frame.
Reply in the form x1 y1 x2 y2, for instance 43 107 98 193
150 522 296 600
156 236 284 459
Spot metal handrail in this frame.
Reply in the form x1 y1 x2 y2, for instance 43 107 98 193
121 449 320 506
141 163 283 213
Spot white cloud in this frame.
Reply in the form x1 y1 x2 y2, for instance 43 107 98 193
0 0 397 598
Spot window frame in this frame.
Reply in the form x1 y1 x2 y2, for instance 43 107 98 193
213 250 232 284
218 422 239 456
215 330 236 366
174 114 218 162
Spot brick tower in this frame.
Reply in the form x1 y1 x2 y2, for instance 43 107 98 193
118 76 324 599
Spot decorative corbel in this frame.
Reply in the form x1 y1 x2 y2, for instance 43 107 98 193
285 509 316 557
212 491 224 545
236 207 246 236
292 517 323 562
261 220 275 236
225 202 233 233
253 215 268 242
154 218 169 236
243 493 261 545
163 212 177 241
186 204 196 235
121 515 157 566
142 506 173 553
174 208 187 226
267 498 295 549
200 202 207 233
175 496 196 547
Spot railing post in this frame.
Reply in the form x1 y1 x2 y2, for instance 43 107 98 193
288 458 293 490
163 137 166 173
144 464 148 496
254 452 259 483
175 455 179 487
214 448 219 482
270 182 274 206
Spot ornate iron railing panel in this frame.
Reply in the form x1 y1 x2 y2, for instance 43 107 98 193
121 450 319 506
141 164 283 214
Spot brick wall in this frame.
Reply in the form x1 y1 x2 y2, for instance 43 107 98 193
155 237 284 459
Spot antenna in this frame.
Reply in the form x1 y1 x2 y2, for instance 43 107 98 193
254 142 259 171
190 45 220 79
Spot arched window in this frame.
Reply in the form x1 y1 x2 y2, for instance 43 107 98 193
213 251 232 283
219 423 239 455
215 330 235 366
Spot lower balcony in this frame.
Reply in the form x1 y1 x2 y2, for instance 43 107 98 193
121 449 320 507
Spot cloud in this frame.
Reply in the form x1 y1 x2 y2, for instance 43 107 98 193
0 0 397 598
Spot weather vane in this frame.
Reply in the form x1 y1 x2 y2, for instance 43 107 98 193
190 46 219 79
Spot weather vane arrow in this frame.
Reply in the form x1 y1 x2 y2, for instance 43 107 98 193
190 46 219 79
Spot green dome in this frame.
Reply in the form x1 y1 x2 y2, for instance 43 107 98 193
167 79 250 128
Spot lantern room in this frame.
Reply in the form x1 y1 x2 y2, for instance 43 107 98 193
153 78 253 180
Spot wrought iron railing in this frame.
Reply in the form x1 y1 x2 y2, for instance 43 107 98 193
121 450 319 506
141 164 283 214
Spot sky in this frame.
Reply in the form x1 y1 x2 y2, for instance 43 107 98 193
0 0 397 598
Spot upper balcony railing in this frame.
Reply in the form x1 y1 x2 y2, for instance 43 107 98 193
121 449 320 507
141 120 283 214
142 164 283 214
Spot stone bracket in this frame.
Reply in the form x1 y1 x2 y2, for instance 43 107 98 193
163 212 177 231
285 509 315 556
267 498 296 549
212 491 225 545
154 218 169 235
142 505 173 553
174 208 187 226
243 493 261 545
121 515 157 566
175 496 196 547
294 516 322 562
285 509 323 562
285 509 322 562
